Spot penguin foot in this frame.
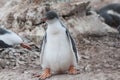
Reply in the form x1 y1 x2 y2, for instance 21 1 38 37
68 65 79 75
39 68 51 80
20 43 31 50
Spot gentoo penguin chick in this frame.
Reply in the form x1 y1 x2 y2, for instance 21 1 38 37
87 4 120 33
0 28 31 49
38 11 79 79
98 4 120 28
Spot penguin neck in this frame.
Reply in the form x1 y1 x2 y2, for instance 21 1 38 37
47 18 64 34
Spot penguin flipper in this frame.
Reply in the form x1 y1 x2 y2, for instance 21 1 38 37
0 28 10 35
66 29 78 63
0 40 12 48
40 32 47 64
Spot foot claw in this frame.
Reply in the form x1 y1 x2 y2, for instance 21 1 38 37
68 65 79 75
39 68 51 80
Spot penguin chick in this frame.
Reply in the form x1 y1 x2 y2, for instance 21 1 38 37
0 28 31 50
37 11 79 79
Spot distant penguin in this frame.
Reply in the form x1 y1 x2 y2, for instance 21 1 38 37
0 28 31 49
86 4 120 33
97 4 120 29
37 11 79 79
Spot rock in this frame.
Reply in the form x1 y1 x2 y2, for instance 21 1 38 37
69 14 118 35
0 59 6 69
51 1 90 17
84 64 92 72
0 48 40 69
82 55 90 59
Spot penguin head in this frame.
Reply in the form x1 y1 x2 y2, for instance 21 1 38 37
45 11 59 20
41 11 59 23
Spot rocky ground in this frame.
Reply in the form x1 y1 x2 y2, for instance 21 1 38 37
0 0 120 80
0 33 120 80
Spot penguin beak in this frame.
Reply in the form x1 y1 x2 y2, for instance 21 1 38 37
20 43 32 50
41 17 47 22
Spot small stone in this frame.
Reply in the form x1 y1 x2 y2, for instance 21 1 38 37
81 55 90 59
104 64 110 68
84 64 92 72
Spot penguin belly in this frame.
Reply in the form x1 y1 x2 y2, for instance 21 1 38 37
0 33 23 45
42 31 74 73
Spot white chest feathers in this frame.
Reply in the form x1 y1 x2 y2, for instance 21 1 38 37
0 31 23 45
41 20 75 73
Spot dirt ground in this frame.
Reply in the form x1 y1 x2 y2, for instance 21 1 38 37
0 33 120 80
0 68 120 80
